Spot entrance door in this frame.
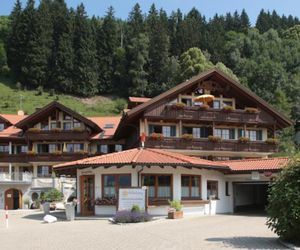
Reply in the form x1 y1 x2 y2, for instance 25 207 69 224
5 189 22 210
80 175 95 215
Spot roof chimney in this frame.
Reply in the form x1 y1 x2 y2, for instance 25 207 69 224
295 121 300 146
17 110 25 116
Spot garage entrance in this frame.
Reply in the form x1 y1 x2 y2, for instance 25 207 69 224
233 182 269 214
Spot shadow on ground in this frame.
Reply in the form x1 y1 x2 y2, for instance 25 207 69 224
206 237 287 249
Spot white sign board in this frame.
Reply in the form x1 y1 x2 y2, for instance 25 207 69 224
251 171 260 180
118 188 147 211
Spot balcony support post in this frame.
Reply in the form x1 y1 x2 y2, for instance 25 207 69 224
244 124 247 137
9 163 12 179
9 141 12 155
212 122 215 136
179 120 182 137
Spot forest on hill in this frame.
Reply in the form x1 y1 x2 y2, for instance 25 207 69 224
1 0 300 123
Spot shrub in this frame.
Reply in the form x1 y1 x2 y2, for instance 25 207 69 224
16 82 22 91
182 134 193 140
238 136 250 143
49 88 55 97
41 188 63 203
267 157 300 243
208 135 222 143
113 210 151 223
36 86 43 96
168 200 182 211
131 205 141 213
114 98 127 113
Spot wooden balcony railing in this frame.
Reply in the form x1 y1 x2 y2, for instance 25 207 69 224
144 137 278 153
0 152 92 163
144 106 276 125
25 130 90 141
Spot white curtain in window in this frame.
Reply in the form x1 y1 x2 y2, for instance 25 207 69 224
191 187 199 197
104 187 115 197
181 187 189 197
158 186 170 197
148 187 155 197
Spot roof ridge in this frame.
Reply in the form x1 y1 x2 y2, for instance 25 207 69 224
220 157 289 163
147 148 193 164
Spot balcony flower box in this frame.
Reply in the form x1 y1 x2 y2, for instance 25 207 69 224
51 128 62 133
75 150 88 155
150 133 164 140
171 102 186 110
199 104 210 110
221 106 235 112
94 197 117 206
51 150 62 155
244 107 259 113
208 135 222 143
265 138 279 145
238 136 250 144
27 127 41 133
26 150 36 155
72 127 84 132
182 134 193 140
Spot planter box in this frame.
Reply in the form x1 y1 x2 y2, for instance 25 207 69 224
168 210 183 219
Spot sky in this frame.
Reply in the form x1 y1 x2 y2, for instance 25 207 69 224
1 0 300 25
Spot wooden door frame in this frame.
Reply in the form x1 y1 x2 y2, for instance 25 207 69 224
80 175 95 216
5 188 22 210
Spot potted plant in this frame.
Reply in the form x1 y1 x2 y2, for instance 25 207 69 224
40 189 63 215
244 107 259 113
182 134 193 140
168 200 183 219
208 135 222 143
238 136 250 144
265 138 279 145
221 106 234 112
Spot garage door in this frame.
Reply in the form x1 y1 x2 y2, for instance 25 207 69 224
233 182 269 213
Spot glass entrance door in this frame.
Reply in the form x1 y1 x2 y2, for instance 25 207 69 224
80 175 95 215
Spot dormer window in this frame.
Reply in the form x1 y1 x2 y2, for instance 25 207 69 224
0 123 4 131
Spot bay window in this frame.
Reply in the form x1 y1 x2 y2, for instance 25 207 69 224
142 174 172 201
102 174 131 198
181 175 201 199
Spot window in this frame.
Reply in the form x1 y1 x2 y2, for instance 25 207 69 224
182 127 209 138
238 129 262 141
102 174 131 198
225 182 230 196
207 180 218 199
142 174 172 200
222 101 233 107
215 128 235 140
213 100 221 109
115 144 122 152
37 165 52 177
73 119 81 128
0 123 5 131
162 126 176 137
181 175 201 199
40 120 49 131
66 143 84 153
63 122 72 130
98 144 108 154
149 125 162 134
50 122 58 129
181 98 192 107
37 144 49 153
49 144 59 153
63 114 72 120
0 145 9 153
15 145 28 154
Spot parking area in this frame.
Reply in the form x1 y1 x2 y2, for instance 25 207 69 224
0 211 286 250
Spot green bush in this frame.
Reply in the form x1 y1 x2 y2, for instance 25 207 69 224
131 205 141 212
267 157 300 243
168 200 183 211
40 189 63 203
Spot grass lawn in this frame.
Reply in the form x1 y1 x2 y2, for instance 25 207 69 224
0 77 126 116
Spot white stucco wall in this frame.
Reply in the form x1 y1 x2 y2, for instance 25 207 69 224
77 166 233 216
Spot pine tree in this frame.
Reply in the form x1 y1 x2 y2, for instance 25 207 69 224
127 3 144 38
7 0 23 78
168 9 183 56
72 3 98 96
96 6 118 93
128 33 149 96
240 9 250 33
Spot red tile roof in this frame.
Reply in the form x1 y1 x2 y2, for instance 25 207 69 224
0 126 22 138
128 97 151 103
0 114 27 125
88 116 121 139
54 148 228 170
220 157 289 171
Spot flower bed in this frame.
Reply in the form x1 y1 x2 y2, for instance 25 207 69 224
113 210 151 223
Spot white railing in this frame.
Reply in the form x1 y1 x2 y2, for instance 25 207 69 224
0 172 32 182
31 177 61 189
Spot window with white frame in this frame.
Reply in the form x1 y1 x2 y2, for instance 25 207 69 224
0 145 9 152
66 143 84 153
115 144 122 152
49 144 58 153
37 165 52 177
162 126 176 137
215 128 235 140
238 129 262 141
98 144 108 154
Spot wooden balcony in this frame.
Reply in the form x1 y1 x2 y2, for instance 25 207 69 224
144 137 278 153
144 106 276 125
0 152 92 163
25 130 90 141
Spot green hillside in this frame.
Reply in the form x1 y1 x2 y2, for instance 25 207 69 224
0 77 126 116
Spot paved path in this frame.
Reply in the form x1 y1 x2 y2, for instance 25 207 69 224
0 211 286 250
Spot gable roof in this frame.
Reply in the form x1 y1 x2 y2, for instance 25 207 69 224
116 69 292 136
0 114 27 125
221 157 289 172
88 116 121 139
15 101 102 133
53 147 228 171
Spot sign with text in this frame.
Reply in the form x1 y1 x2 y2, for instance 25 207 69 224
118 187 147 211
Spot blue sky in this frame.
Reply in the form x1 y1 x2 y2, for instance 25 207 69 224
2 0 300 25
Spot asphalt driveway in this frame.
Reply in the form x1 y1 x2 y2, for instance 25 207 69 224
0 211 286 250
